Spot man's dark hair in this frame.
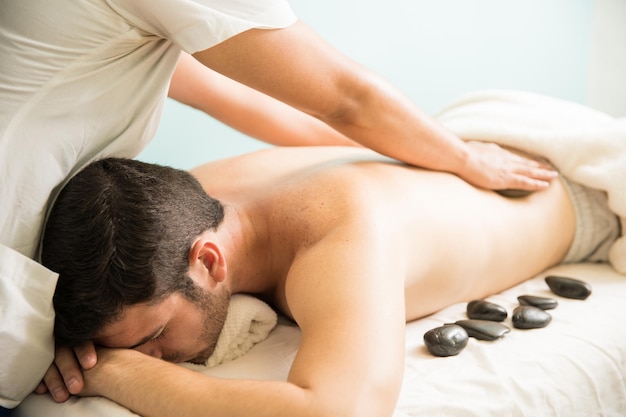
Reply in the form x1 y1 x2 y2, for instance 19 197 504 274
42 158 225 346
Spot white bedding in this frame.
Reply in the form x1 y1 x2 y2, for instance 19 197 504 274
15 262 626 416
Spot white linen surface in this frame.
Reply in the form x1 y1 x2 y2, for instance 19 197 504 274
15 262 626 416
0 245 57 408
435 90 626 273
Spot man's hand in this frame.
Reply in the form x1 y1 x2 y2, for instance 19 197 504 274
34 342 98 402
460 141 558 191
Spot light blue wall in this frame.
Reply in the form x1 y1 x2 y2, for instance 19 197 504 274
138 0 593 169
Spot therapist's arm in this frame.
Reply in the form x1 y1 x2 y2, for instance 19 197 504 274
193 21 557 191
169 52 358 147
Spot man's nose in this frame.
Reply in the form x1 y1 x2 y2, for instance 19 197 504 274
134 343 162 359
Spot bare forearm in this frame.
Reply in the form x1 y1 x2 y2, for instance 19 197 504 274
320 70 468 173
194 21 557 191
169 53 357 147
192 24 466 172
88 350 310 417
86 349 386 417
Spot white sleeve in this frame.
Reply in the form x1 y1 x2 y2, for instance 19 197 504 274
106 0 297 53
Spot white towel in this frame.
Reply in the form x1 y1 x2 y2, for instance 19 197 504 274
435 90 626 273
183 294 278 369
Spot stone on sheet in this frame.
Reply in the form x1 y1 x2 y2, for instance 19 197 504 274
517 295 558 310
466 299 508 321
423 324 469 357
454 319 511 341
512 305 552 329
545 275 592 300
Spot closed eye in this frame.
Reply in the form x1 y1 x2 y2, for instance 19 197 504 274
153 327 167 342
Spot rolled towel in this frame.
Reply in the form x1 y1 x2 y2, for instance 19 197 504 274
183 294 278 369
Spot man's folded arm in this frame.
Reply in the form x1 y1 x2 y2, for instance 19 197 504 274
81 228 407 417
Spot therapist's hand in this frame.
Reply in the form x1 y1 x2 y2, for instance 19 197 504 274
35 342 98 402
460 140 558 191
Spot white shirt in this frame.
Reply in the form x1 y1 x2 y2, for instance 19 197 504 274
0 0 296 407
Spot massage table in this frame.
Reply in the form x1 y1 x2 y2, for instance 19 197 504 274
14 262 626 416
15 90 626 416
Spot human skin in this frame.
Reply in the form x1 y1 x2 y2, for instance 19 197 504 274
37 26 561 401
190 21 557 191
43 146 575 417
168 52 358 148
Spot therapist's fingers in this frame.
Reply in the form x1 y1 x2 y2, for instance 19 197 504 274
514 163 559 182
499 148 556 174
504 151 559 188
462 141 558 191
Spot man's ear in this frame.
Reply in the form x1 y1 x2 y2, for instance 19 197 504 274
188 235 227 290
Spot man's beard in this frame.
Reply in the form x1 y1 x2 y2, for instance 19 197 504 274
184 283 231 365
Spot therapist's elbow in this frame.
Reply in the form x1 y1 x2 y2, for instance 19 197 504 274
318 70 391 134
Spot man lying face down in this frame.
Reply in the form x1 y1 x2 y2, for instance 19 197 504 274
44 156 230 365
40 145 619 417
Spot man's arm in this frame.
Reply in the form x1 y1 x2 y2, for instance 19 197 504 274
169 52 358 147
78 226 406 417
35 343 97 402
193 21 556 191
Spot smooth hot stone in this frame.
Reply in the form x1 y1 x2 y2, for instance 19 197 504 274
466 299 508 321
423 324 469 357
517 295 558 310
512 305 552 329
545 275 592 300
454 319 511 341
495 189 534 198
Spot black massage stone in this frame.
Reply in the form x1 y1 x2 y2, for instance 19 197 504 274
454 319 511 341
545 275 592 300
423 324 469 357
517 295 558 310
496 189 534 198
466 299 508 321
512 305 552 329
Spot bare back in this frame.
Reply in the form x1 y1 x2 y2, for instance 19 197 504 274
191 146 575 321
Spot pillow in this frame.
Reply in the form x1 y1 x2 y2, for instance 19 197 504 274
0 244 57 408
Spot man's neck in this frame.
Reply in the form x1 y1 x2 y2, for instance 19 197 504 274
218 203 284 297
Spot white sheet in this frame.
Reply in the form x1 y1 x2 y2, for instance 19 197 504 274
15 262 626 416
